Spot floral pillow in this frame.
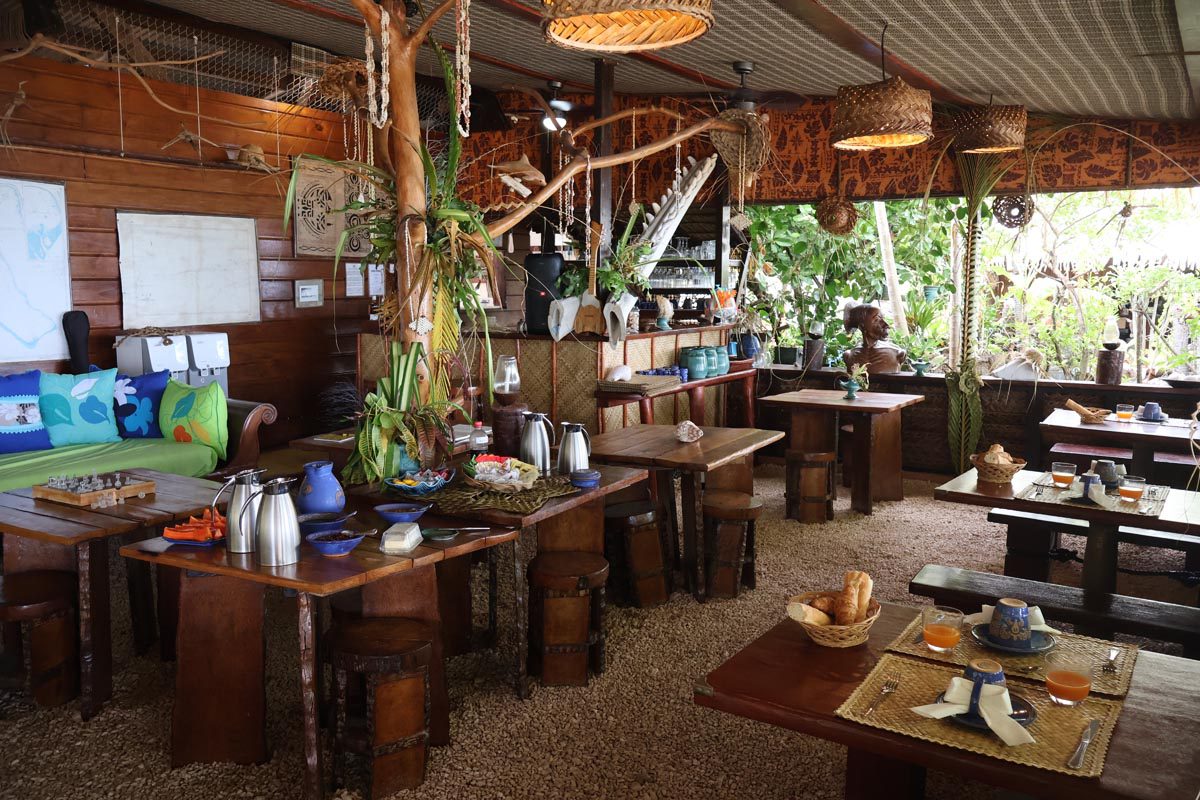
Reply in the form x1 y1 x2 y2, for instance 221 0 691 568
38 369 121 447
0 370 53 455
113 370 169 439
158 379 228 460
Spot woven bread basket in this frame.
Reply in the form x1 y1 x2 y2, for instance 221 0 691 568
969 452 1027 484
463 472 537 494
1074 406 1110 424
787 591 881 648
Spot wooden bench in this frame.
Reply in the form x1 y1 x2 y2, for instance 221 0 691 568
910 564 1200 655
988 506 1200 581
1155 451 1198 488
1047 441 1132 472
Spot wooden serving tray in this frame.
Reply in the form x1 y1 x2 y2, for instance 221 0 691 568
33 474 156 507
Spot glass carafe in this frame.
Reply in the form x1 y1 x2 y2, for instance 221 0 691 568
495 354 521 394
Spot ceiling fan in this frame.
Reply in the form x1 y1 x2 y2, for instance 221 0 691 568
675 60 808 111
504 80 576 129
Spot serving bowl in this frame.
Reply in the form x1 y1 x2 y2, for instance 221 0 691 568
374 502 433 524
306 530 366 558
384 468 455 498
297 511 356 536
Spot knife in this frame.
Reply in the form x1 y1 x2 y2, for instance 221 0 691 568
1067 720 1100 769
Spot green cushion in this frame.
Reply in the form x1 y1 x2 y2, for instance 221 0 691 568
39 369 121 447
0 439 217 493
159 380 229 461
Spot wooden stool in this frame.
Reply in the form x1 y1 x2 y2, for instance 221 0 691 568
785 449 835 522
702 490 764 600
527 552 609 686
603 501 670 607
329 617 434 797
0 570 79 707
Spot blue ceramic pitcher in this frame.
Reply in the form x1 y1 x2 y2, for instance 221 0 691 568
297 460 346 515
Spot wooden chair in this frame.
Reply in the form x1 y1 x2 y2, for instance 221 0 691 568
0 570 79 707
603 500 670 607
527 551 609 686
329 617 434 797
702 490 764 599
784 449 835 523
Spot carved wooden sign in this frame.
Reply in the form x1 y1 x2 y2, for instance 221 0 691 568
293 160 370 258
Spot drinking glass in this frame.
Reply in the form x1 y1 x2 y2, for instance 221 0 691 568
495 355 520 394
1050 462 1077 487
1119 475 1146 502
922 605 963 653
1045 654 1093 706
1115 403 1135 421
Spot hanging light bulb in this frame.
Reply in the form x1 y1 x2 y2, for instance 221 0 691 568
831 23 932 151
542 113 568 131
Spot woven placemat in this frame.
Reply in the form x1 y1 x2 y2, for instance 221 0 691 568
836 653 1122 777
1015 472 1169 517
596 375 681 396
887 615 1137 697
431 475 579 515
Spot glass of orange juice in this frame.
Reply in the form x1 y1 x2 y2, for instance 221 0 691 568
1045 654 1093 706
1119 475 1146 502
1115 403 1135 421
922 605 963 653
1050 461 1077 487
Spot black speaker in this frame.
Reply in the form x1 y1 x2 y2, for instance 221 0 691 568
523 252 563 335
61 310 90 373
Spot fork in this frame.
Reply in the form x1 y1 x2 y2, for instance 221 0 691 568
864 677 899 716
1102 647 1119 673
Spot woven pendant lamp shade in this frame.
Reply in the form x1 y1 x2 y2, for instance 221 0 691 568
954 104 1027 153
542 0 713 53
830 76 932 151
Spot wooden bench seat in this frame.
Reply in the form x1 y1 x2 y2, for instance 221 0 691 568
910 564 1200 656
988 507 1200 581
1047 442 1133 473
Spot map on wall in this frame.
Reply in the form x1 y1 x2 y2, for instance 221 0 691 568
292 159 370 258
0 178 71 363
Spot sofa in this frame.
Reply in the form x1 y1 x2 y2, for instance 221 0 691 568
0 399 277 492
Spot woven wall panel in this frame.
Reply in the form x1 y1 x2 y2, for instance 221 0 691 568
677 332 701 351
601 341 623 373
652 335 676 369
653 393 675 425
557 341 598 431
521 339 553 416
602 406 624 433
704 385 717 426
700 329 720 347
626 338 653 373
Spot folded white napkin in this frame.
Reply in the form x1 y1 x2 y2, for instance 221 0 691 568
911 676 1035 747
964 604 1061 634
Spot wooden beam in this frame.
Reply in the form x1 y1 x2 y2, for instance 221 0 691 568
767 0 974 105
1173 0 1200 115
477 0 739 91
591 59 615 253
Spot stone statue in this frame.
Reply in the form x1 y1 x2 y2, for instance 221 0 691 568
842 303 906 374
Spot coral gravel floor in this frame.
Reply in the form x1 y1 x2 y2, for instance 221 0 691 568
1 466 1191 800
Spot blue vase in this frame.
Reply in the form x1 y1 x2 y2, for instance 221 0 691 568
738 333 761 359
839 378 861 400
715 349 730 375
686 349 709 381
298 460 345 514
703 347 718 375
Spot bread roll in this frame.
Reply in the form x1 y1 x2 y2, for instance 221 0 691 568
851 571 874 622
787 601 832 627
809 595 837 615
835 574 861 625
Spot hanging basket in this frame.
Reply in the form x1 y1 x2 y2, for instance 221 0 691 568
831 76 932 151
710 108 771 188
954 104 1027 153
816 197 859 236
541 0 713 53
992 194 1034 228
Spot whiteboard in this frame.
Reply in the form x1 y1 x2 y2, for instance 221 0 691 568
117 213 261 328
0 178 71 362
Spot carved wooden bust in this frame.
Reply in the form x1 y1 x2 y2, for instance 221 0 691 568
841 303 906 374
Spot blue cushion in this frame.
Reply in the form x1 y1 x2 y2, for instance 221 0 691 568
113 370 169 439
0 370 52 455
39 369 121 447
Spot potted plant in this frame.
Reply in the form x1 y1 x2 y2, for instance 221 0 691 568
838 362 870 399
777 329 804 366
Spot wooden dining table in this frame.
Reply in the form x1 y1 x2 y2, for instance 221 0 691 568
934 468 1200 600
1040 407 1198 478
587 424 784 600
0 468 221 719
759 389 925 515
121 508 518 800
694 603 1200 800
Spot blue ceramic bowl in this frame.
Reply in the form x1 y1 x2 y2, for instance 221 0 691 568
570 469 601 489
384 468 456 498
374 502 433 524
306 530 365 558
297 511 355 536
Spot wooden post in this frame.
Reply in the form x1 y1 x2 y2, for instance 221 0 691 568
591 59 615 253
874 201 907 336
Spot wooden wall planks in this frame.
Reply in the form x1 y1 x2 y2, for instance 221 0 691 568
0 57 369 447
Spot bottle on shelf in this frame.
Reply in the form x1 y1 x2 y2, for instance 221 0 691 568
469 421 489 455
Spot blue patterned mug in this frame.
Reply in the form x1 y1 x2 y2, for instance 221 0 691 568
1143 401 1162 420
988 597 1032 648
963 658 1006 717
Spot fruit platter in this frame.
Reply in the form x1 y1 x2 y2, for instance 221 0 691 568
463 455 539 493
383 467 455 497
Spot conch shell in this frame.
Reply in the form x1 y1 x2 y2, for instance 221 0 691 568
675 420 704 443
